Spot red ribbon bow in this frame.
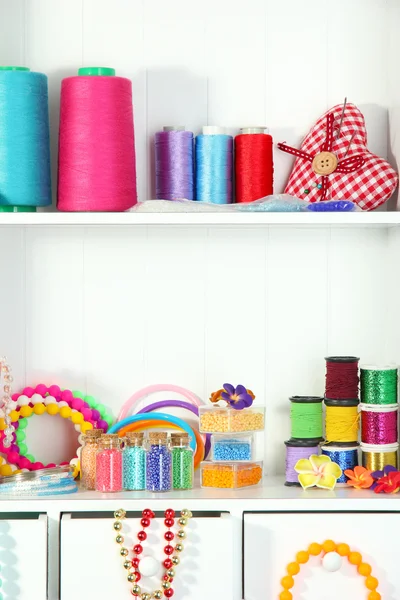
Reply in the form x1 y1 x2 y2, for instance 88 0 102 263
277 113 365 201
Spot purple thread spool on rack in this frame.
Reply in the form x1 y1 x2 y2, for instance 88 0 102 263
155 126 194 200
284 439 320 486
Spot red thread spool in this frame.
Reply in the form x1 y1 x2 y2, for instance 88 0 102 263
58 67 137 212
235 128 273 203
325 356 360 401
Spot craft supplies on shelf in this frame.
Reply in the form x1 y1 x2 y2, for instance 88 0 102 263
96 434 123 493
360 442 399 471
171 433 194 490
200 460 263 489
284 439 320 486
360 404 398 445
0 466 77 496
324 399 359 443
321 443 359 484
289 396 324 441
0 356 15 448
324 356 360 401
211 433 253 461
122 431 146 491
360 365 398 405
235 128 273 203
195 126 233 204
80 429 103 490
58 67 137 212
155 127 194 200
199 406 265 433
146 432 172 492
0 67 51 211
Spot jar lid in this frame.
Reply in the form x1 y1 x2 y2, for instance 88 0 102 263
85 429 103 438
126 431 144 439
149 432 168 444
171 433 189 444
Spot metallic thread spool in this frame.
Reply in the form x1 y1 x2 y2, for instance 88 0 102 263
360 442 398 471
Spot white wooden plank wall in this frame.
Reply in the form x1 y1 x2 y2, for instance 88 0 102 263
0 226 390 473
0 0 392 202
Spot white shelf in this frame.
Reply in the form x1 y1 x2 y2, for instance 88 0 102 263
0 477 398 512
0 211 399 227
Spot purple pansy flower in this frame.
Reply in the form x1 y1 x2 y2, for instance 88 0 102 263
220 383 254 411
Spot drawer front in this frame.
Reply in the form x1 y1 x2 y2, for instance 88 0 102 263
61 511 233 600
244 512 399 600
0 514 47 600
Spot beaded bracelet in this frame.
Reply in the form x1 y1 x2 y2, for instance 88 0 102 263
279 540 381 600
0 385 113 471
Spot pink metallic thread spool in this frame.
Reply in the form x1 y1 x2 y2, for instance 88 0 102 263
360 404 398 445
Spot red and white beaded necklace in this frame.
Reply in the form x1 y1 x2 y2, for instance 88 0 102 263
114 507 192 599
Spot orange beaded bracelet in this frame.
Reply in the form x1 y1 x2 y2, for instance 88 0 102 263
280 540 381 600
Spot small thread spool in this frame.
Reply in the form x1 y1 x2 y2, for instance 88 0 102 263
321 442 359 484
289 396 324 442
361 442 398 471
325 399 359 443
284 439 319 486
0 66 51 211
58 67 137 212
235 127 273 203
360 365 398 405
155 126 194 200
360 403 398 445
195 126 233 204
325 356 360 401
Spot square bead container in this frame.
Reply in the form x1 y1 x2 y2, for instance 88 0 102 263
199 406 265 433
200 461 263 489
211 433 254 461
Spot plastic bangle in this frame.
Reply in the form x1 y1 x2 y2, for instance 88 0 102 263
109 413 197 451
0 402 95 471
118 421 205 469
280 541 380 600
118 384 203 421
138 399 211 459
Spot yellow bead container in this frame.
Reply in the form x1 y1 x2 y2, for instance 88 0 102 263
199 406 265 433
200 460 263 489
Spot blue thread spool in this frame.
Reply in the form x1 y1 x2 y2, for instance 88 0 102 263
0 67 51 211
195 126 233 204
321 442 359 484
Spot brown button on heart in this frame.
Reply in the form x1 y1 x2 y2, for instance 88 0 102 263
312 151 338 175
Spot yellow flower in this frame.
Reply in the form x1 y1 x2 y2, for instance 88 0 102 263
70 458 80 479
294 454 342 490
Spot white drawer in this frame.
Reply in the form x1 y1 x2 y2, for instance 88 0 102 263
244 512 400 600
0 513 47 600
61 511 233 600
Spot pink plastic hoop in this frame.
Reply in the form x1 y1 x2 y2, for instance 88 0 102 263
118 384 204 421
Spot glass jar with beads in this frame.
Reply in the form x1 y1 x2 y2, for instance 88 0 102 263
80 428 103 490
96 434 123 493
122 431 146 491
146 432 172 492
171 432 193 490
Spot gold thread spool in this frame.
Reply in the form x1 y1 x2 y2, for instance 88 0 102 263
361 443 398 471
325 404 359 443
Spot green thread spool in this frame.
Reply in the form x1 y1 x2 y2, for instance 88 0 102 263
360 365 398 405
289 396 324 441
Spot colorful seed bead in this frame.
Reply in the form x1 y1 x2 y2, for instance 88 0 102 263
146 444 171 492
81 442 100 491
213 439 251 461
201 462 262 488
96 448 122 492
123 446 146 491
172 447 193 490
200 408 264 433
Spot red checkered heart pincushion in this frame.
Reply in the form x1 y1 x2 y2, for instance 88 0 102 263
278 103 398 210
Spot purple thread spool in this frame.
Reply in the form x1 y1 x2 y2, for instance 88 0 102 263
146 432 172 492
155 127 194 200
284 439 320 486
360 404 398 445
